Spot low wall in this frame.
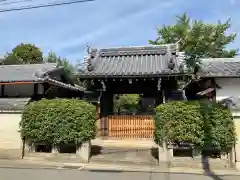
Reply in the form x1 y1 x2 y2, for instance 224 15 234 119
234 118 240 170
0 113 22 159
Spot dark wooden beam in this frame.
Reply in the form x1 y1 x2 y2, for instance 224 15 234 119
34 84 38 95
1 85 4 97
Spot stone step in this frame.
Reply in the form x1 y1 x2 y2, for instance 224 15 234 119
90 146 158 166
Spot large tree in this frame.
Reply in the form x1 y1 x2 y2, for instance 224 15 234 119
3 43 43 65
149 13 238 69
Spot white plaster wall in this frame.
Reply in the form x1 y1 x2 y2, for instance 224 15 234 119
215 78 240 101
0 114 22 150
4 84 34 97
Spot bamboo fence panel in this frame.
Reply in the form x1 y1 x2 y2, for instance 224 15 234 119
108 115 154 138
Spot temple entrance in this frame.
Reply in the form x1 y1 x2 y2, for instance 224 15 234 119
94 77 186 139
77 44 189 139
107 93 155 139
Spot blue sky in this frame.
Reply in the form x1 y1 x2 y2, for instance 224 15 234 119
0 0 239 64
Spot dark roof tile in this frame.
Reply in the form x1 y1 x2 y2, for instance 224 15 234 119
199 58 240 77
78 44 185 78
0 63 58 82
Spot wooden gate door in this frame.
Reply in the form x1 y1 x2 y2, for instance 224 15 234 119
107 115 154 139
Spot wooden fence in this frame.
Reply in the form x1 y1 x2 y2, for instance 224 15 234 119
105 115 155 139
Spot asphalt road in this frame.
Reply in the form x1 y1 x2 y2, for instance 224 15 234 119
0 168 240 180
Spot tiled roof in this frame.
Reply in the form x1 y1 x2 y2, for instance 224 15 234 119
199 58 240 77
0 63 59 82
77 44 186 78
217 96 240 112
45 77 86 91
0 98 30 112
0 63 84 91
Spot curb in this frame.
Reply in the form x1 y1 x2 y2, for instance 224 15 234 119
83 164 240 176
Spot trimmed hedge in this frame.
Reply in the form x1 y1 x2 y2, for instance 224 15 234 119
200 102 236 151
20 98 96 145
154 101 236 151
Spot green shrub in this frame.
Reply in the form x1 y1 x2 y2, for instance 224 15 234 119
20 98 96 145
199 101 236 151
154 101 204 148
154 101 236 151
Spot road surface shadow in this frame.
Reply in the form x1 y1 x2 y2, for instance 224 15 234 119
201 156 224 180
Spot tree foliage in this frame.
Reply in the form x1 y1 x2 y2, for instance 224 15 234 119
114 94 139 114
20 99 96 145
44 51 59 63
199 101 236 151
3 43 43 64
149 13 238 69
154 101 236 152
45 51 77 82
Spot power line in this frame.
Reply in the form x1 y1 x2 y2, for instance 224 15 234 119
0 0 95 12
0 0 34 6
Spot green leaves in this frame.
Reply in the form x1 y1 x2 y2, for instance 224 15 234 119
20 99 96 145
149 13 238 69
44 51 77 83
4 43 43 65
114 94 139 114
154 101 236 152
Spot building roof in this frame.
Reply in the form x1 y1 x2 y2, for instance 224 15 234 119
0 63 59 82
0 98 30 112
0 63 85 91
77 44 186 78
217 96 240 113
199 58 240 77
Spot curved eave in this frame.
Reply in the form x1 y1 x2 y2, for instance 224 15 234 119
43 77 85 92
75 73 192 79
